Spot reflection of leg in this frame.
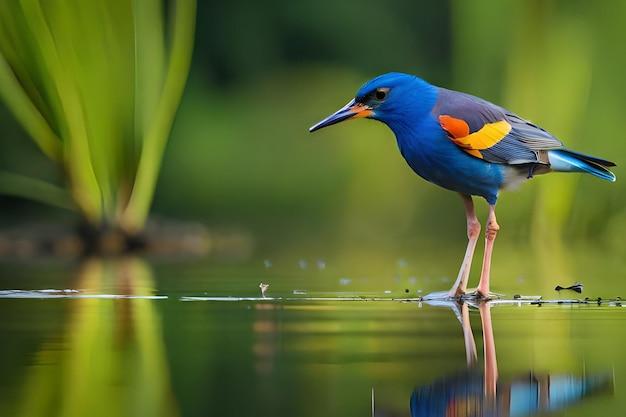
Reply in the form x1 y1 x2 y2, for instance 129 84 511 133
477 205 499 297
461 302 478 366
479 301 498 397
448 194 481 298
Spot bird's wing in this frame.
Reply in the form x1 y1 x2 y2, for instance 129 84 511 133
434 88 564 164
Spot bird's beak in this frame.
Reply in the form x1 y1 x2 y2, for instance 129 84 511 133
309 100 373 132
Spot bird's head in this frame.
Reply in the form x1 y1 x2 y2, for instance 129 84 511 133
309 72 436 133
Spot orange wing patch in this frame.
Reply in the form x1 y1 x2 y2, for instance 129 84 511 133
439 115 511 159
439 115 470 139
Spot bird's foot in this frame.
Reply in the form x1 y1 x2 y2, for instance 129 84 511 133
422 290 457 301
422 288 504 302
461 290 504 302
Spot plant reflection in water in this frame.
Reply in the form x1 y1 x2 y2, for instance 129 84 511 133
12 257 177 417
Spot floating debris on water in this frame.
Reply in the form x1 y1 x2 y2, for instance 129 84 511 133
259 283 269 298
264 259 272 268
339 278 352 285
397 259 408 268
409 277 417 284
316 260 326 270
555 283 583 294
293 289 307 295
513 294 542 300
298 259 308 269
384 290 392 294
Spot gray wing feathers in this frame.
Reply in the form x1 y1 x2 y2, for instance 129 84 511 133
436 87 565 166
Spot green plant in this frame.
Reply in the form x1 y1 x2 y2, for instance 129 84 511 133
0 0 196 237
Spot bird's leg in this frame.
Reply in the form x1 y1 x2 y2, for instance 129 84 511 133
478 301 498 397
460 301 478 366
447 194 481 298
476 204 500 297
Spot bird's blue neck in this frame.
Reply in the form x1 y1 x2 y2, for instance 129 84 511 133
380 82 442 159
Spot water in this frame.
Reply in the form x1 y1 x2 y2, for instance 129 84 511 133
0 256 623 416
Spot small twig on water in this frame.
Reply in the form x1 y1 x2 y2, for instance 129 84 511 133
259 283 269 298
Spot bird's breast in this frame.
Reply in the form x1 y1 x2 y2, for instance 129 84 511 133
392 122 506 204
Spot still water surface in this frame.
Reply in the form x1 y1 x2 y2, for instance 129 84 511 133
0 256 622 416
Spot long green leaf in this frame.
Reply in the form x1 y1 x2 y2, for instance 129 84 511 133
121 0 197 233
18 0 103 224
0 171 74 210
0 4 62 162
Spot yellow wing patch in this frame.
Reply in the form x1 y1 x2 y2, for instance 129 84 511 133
439 115 512 159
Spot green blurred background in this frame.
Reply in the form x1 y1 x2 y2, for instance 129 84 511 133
0 0 624 291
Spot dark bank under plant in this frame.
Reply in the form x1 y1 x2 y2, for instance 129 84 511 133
0 0 196 250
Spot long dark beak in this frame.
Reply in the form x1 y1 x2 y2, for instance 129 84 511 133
309 100 373 132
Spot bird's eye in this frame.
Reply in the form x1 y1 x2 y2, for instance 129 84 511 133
374 88 389 101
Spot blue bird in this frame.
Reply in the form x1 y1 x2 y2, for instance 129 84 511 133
309 72 616 299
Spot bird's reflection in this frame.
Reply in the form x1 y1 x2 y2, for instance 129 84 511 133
410 299 612 417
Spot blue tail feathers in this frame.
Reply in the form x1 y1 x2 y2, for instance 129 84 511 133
547 149 616 182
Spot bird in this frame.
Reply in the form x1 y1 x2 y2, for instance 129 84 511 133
309 72 615 299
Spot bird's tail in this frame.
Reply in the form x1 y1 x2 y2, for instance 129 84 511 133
547 149 616 182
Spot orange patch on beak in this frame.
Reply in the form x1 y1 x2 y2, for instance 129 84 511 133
309 100 374 132
348 105 374 119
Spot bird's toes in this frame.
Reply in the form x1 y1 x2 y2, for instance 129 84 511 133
422 290 456 301
462 290 503 302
